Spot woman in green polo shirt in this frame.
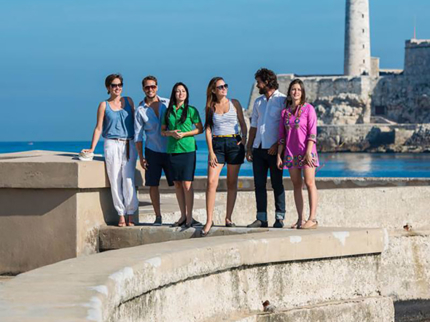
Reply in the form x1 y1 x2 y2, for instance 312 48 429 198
161 82 203 228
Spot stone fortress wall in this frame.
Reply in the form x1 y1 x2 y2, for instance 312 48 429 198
246 0 430 152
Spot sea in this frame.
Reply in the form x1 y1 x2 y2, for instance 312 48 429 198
1 140 430 178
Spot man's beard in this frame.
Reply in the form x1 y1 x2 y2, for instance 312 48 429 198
258 87 267 95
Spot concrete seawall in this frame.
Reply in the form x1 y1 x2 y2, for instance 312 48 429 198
0 228 390 321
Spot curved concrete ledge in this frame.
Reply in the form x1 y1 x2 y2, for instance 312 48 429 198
0 228 384 321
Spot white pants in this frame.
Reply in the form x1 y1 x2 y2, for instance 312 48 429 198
104 139 139 216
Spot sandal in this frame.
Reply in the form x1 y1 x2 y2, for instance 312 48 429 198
290 219 306 229
301 219 318 229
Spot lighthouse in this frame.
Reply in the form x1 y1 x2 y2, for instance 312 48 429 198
344 0 372 76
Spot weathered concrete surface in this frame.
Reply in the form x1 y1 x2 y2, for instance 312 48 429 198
0 228 384 322
145 176 430 193
0 151 143 274
139 182 430 230
219 297 394 322
0 150 144 188
0 276 13 286
380 229 430 301
99 225 268 251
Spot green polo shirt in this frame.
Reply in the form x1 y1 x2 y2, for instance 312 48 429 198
162 104 202 153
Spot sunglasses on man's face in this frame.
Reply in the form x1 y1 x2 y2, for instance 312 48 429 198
216 84 228 90
110 83 123 89
144 85 157 91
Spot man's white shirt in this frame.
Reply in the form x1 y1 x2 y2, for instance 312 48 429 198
250 90 286 149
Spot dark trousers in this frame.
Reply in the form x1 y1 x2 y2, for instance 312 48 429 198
252 147 285 221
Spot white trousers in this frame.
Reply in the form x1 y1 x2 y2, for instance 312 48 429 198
104 139 139 216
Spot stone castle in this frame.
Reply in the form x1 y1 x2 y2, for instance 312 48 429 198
247 0 430 152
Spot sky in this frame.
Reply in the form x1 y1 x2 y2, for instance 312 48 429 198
0 0 429 142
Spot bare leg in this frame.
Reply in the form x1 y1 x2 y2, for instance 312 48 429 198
205 164 223 232
174 181 186 223
288 168 304 227
118 215 126 227
182 181 194 225
303 167 318 227
226 164 241 224
149 186 161 218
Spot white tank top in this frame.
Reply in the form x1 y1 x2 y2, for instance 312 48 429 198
212 101 239 136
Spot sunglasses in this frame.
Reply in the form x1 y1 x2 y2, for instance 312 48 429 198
110 83 123 88
216 84 228 90
144 85 157 91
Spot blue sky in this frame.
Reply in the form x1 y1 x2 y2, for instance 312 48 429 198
1 0 429 141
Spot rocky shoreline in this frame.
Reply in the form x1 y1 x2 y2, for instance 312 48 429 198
317 123 430 153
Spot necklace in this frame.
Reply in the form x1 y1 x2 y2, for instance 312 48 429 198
285 104 303 130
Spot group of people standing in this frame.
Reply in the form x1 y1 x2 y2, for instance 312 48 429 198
83 68 319 233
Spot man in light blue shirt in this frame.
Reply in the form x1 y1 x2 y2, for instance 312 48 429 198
135 75 173 226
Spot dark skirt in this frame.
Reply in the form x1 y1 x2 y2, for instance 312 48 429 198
170 151 196 182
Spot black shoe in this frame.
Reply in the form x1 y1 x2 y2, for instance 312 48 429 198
153 216 162 226
273 219 284 228
247 220 268 228
191 219 203 227
170 217 186 227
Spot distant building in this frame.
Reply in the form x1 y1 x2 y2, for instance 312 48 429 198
247 0 430 125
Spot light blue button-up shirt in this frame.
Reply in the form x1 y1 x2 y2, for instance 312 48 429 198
134 96 170 154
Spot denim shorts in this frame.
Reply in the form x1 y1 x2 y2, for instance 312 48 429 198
212 136 245 165
145 148 174 187
170 151 196 182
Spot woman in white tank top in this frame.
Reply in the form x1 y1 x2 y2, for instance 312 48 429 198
201 77 248 236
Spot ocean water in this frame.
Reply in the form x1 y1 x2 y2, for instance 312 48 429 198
1 141 430 178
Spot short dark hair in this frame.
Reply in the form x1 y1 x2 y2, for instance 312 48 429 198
254 68 279 90
142 75 157 86
105 74 123 94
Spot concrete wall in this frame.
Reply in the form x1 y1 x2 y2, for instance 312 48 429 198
139 177 430 231
0 228 387 321
0 151 143 274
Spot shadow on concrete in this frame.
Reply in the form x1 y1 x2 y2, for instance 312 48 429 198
0 189 75 217
99 189 118 225
394 300 430 322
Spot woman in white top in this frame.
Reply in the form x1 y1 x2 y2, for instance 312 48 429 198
202 77 247 236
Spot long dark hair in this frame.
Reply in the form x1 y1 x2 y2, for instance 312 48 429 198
164 82 190 126
286 79 306 108
204 77 224 130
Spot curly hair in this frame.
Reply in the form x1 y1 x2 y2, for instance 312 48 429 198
254 68 279 90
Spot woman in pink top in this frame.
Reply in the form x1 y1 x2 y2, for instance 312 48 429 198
277 79 319 229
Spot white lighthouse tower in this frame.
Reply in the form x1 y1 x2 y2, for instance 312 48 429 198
344 0 372 76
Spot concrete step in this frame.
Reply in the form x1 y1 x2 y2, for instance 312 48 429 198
99 225 269 251
99 226 376 252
